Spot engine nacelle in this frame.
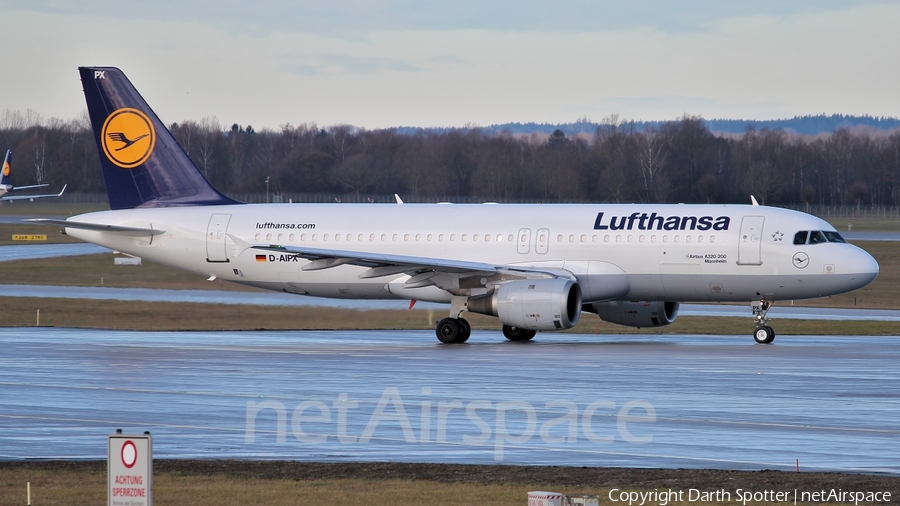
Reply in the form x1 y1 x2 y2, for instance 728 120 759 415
587 301 680 328
468 278 582 331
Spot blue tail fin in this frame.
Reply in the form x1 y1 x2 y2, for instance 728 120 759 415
1 150 10 188
79 67 241 210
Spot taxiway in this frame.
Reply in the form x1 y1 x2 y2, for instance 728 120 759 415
0 328 896 473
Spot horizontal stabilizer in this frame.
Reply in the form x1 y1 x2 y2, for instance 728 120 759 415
10 183 50 191
2 184 66 201
25 218 165 236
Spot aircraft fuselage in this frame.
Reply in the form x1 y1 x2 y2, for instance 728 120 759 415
64 202 878 304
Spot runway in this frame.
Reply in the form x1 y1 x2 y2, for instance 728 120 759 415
0 328 896 473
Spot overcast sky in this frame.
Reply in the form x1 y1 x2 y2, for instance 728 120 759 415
2 1 898 130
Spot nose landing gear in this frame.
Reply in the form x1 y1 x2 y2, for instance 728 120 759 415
751 299 775 344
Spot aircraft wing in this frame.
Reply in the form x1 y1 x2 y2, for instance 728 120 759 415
1 184 66 201
251 244 569 286
253 244 498 276
24 217 165 236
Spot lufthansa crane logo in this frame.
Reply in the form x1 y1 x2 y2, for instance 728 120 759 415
2 160 8 177
100 108 156 169
792 252 809 269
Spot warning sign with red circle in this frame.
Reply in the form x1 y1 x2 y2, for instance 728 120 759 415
108 434 152 506
121 440 137 468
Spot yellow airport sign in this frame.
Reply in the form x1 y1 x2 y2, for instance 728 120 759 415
12 234 47 241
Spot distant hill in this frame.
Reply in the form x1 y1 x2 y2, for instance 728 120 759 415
706 115 900 135
396 114 900 137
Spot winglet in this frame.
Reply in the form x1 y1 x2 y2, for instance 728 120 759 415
750 195 760 206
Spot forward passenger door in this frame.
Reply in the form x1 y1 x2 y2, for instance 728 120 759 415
737 216 764 265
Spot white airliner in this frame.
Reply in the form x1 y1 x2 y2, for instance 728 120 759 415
1 150 67 201
31 67 879 344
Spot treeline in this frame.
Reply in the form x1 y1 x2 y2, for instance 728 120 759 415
397 114 900 137
706 114 900 136
3 110 900 206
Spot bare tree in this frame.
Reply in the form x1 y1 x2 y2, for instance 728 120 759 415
637 128 668 202
333 153 374 198
195 116 221 179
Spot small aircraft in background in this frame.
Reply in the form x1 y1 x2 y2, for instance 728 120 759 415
0 150 67 201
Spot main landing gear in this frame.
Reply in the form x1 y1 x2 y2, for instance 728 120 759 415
435 320 537 343
751 299 775 344
435 317 471 344
502 324 536 342
435 296 472 344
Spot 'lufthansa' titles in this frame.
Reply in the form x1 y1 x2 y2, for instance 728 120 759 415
593 212 730 231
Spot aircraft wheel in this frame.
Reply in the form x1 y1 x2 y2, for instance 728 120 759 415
457 318 471 343
753 325 775 344
436 318 466 344
503 325 536 342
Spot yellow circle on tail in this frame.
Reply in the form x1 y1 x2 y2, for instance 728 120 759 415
100 108 156 169
2 161 9 177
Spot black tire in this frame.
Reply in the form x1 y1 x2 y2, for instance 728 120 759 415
503 324 536 342
753 325 775 344
436 318 466 344
457 318 471 343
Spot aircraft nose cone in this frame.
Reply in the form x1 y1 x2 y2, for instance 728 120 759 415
847 247 879 289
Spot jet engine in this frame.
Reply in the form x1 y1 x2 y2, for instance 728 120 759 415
468 278 582 331
587 301 679 328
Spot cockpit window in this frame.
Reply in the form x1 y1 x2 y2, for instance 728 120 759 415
824 231 846 243
794 230 847 245
808 231 828 244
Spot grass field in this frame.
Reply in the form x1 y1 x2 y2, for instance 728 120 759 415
0 468 534 506
0 251 258 291
827 218 900 232
2 461 897 506
0 200 108 216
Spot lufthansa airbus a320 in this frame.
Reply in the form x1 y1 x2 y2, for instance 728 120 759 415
32 67 879 344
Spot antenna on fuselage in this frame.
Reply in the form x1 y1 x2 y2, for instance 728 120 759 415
750 195 760 206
